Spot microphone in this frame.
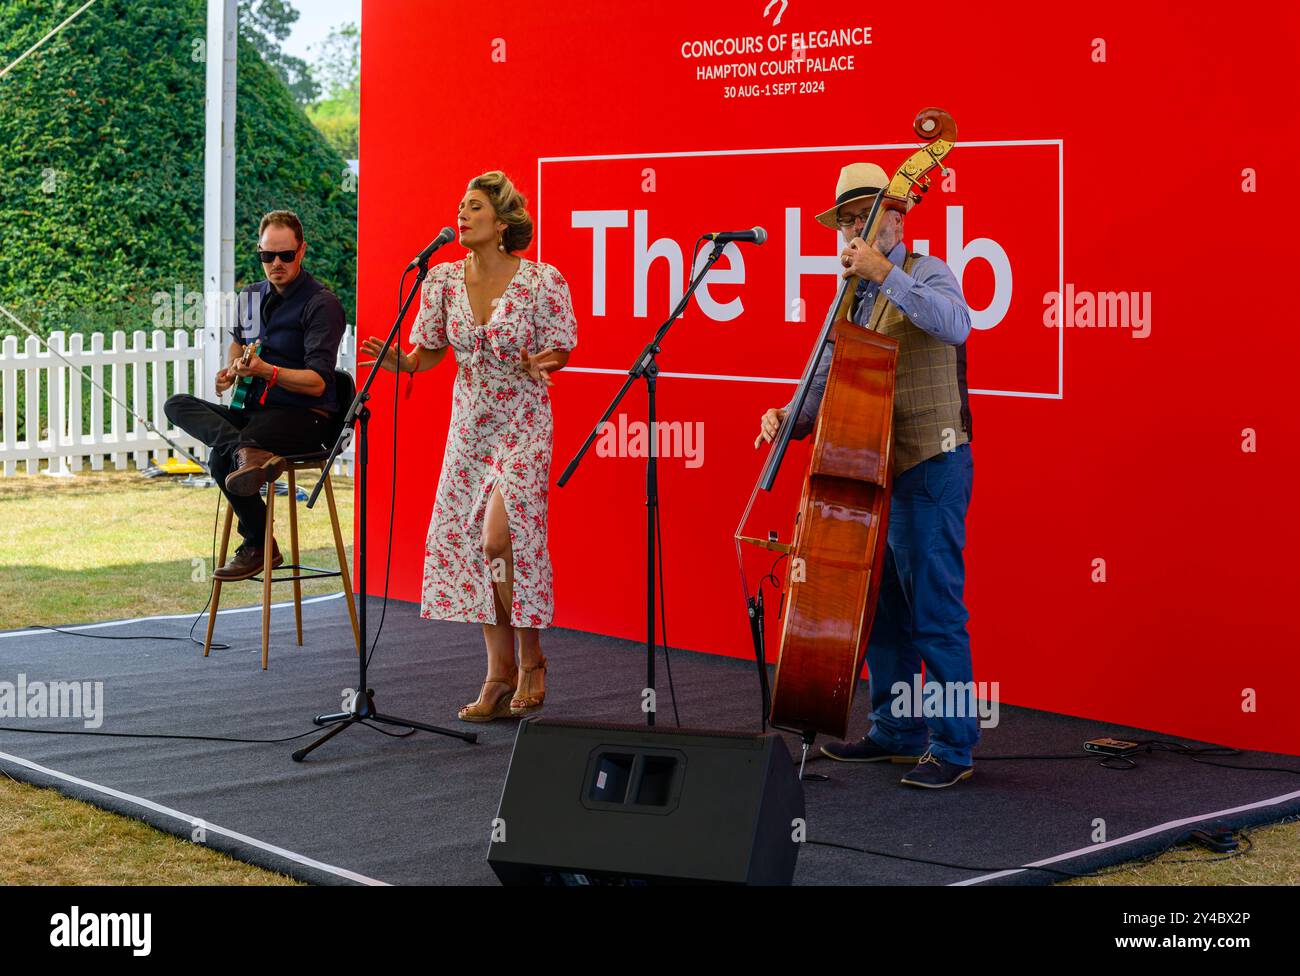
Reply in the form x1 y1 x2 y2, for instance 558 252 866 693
406 226 457 270
704 227 767 245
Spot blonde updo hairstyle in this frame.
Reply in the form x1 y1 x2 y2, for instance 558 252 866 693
467 171 534 254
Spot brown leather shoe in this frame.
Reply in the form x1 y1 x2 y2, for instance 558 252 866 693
213 540 283 582
224 446 287 497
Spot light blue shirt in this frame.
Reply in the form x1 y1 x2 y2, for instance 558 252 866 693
790 241 970 438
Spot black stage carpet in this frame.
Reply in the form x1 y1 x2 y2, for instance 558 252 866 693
2 594 1298 885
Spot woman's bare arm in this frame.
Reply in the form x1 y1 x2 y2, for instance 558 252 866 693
360 336 452 374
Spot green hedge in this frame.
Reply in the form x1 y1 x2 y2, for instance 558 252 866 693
0 0 357 339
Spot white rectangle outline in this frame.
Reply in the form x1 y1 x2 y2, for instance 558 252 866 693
537 139 1064 400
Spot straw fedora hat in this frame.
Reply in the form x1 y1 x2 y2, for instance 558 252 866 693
815 162 912 229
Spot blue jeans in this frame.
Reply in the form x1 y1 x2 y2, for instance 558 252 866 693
864 443 977 766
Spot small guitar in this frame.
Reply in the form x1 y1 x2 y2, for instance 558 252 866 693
229 343 261 410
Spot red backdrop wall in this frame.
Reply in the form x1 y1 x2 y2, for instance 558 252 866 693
357 0 1299 755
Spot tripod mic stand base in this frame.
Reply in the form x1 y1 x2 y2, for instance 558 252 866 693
292 689 478 762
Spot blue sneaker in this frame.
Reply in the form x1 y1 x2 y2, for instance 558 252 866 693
820 736 924 763
900 751 973 788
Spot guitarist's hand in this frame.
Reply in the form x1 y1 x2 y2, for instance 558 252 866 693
230 347 267 379
215 367 235 395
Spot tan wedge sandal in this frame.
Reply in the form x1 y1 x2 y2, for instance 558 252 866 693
458 671 518 722
510 656 548 717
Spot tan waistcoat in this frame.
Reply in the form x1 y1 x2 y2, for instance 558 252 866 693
862 253 972 475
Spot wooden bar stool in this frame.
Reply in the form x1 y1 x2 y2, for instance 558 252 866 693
203 370 361 669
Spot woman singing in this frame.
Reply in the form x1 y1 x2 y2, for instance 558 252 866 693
361 171 577 721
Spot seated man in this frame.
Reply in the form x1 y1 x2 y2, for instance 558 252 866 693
165 209 347 581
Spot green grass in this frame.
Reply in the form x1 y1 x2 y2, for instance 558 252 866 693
0 772 301 886
0 464 354 630
1065 818 1300 885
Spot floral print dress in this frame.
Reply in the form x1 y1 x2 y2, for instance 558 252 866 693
409 257 578 628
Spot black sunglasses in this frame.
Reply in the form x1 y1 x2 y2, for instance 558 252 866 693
257 247 299 263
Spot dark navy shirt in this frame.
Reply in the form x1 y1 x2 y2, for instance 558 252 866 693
235 270 346 412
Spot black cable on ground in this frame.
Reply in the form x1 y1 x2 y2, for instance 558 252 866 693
1152 739 1300 775
22 624 214 645
0 724 322 745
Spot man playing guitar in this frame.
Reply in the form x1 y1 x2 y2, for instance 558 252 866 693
164 210 347 580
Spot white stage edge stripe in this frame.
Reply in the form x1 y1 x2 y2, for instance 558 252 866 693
0 591 345 640
952 787 1300 886
0 749 389 886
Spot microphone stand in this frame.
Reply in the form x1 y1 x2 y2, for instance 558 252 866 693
293 252 476 761
557 238 731 727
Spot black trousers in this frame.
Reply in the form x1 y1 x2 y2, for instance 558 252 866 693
164 393 330 546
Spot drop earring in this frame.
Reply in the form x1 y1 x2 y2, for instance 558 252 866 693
497 232 506 252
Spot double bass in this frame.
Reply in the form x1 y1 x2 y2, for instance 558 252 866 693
735 108 957 758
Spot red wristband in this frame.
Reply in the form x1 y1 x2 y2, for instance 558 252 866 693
258 365 279 405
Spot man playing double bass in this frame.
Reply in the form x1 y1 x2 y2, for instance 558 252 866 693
756 163 977 789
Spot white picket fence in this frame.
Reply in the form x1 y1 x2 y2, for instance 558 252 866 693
0 327 357 477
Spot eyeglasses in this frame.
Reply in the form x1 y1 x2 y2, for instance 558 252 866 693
257 247 299 263
835 210 873 228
